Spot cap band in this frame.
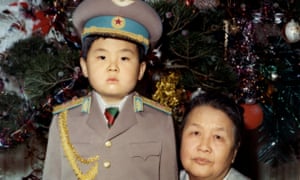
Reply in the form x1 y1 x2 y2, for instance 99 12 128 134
82 16 150 52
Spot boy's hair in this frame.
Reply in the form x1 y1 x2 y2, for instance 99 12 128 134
181 92 245 148
81 35 146 62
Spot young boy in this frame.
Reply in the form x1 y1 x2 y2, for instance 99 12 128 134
42 0 178 179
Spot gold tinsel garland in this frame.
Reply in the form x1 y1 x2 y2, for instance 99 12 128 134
152 72 185 109
58 111 100 180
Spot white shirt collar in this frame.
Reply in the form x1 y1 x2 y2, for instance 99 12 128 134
95 91 128 114
180 168 232 180
223 168 232 180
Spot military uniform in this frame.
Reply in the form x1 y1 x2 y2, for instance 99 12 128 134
43 91 178 180
43 0 178 179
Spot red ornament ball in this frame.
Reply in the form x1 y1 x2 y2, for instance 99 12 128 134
240 103 264 130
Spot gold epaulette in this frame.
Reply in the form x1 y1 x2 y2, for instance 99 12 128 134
134 95 172 115
53 96 92 114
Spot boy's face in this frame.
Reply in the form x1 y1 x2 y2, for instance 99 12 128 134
80 37 146 104
180 105 238 180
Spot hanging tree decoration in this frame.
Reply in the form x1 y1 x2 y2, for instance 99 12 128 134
152 71 185 109
226 0 300 166
240 103 264 130
226 2 265 130
283 19 300 43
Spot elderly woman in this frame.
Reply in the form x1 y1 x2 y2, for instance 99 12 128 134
179 92 250 180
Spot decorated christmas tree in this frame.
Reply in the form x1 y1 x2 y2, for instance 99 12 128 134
146 1 299 178
0 0 299 179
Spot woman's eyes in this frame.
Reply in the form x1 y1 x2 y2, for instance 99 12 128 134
190 131 200 136
214 135 222 140
214 134 225 142
189 131 224 141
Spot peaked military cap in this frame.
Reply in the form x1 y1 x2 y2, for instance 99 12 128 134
72 0 162 53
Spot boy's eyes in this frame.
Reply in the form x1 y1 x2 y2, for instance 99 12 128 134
96 55 106 60
96 55 130 61
121 56 130 61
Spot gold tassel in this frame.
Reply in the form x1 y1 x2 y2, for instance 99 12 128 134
58 111 99 180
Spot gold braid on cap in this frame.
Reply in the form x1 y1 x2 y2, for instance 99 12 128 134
82 27 149 47
59 111 99 180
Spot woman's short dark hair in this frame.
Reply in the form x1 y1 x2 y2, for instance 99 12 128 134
181 92 245 148
80 35 146 61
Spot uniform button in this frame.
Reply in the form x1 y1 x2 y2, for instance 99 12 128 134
105 141 112 147
103 161 111 168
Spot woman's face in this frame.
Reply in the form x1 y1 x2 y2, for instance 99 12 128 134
180 105 238 180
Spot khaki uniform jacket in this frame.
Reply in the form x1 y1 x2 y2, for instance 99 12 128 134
43 91 178 180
